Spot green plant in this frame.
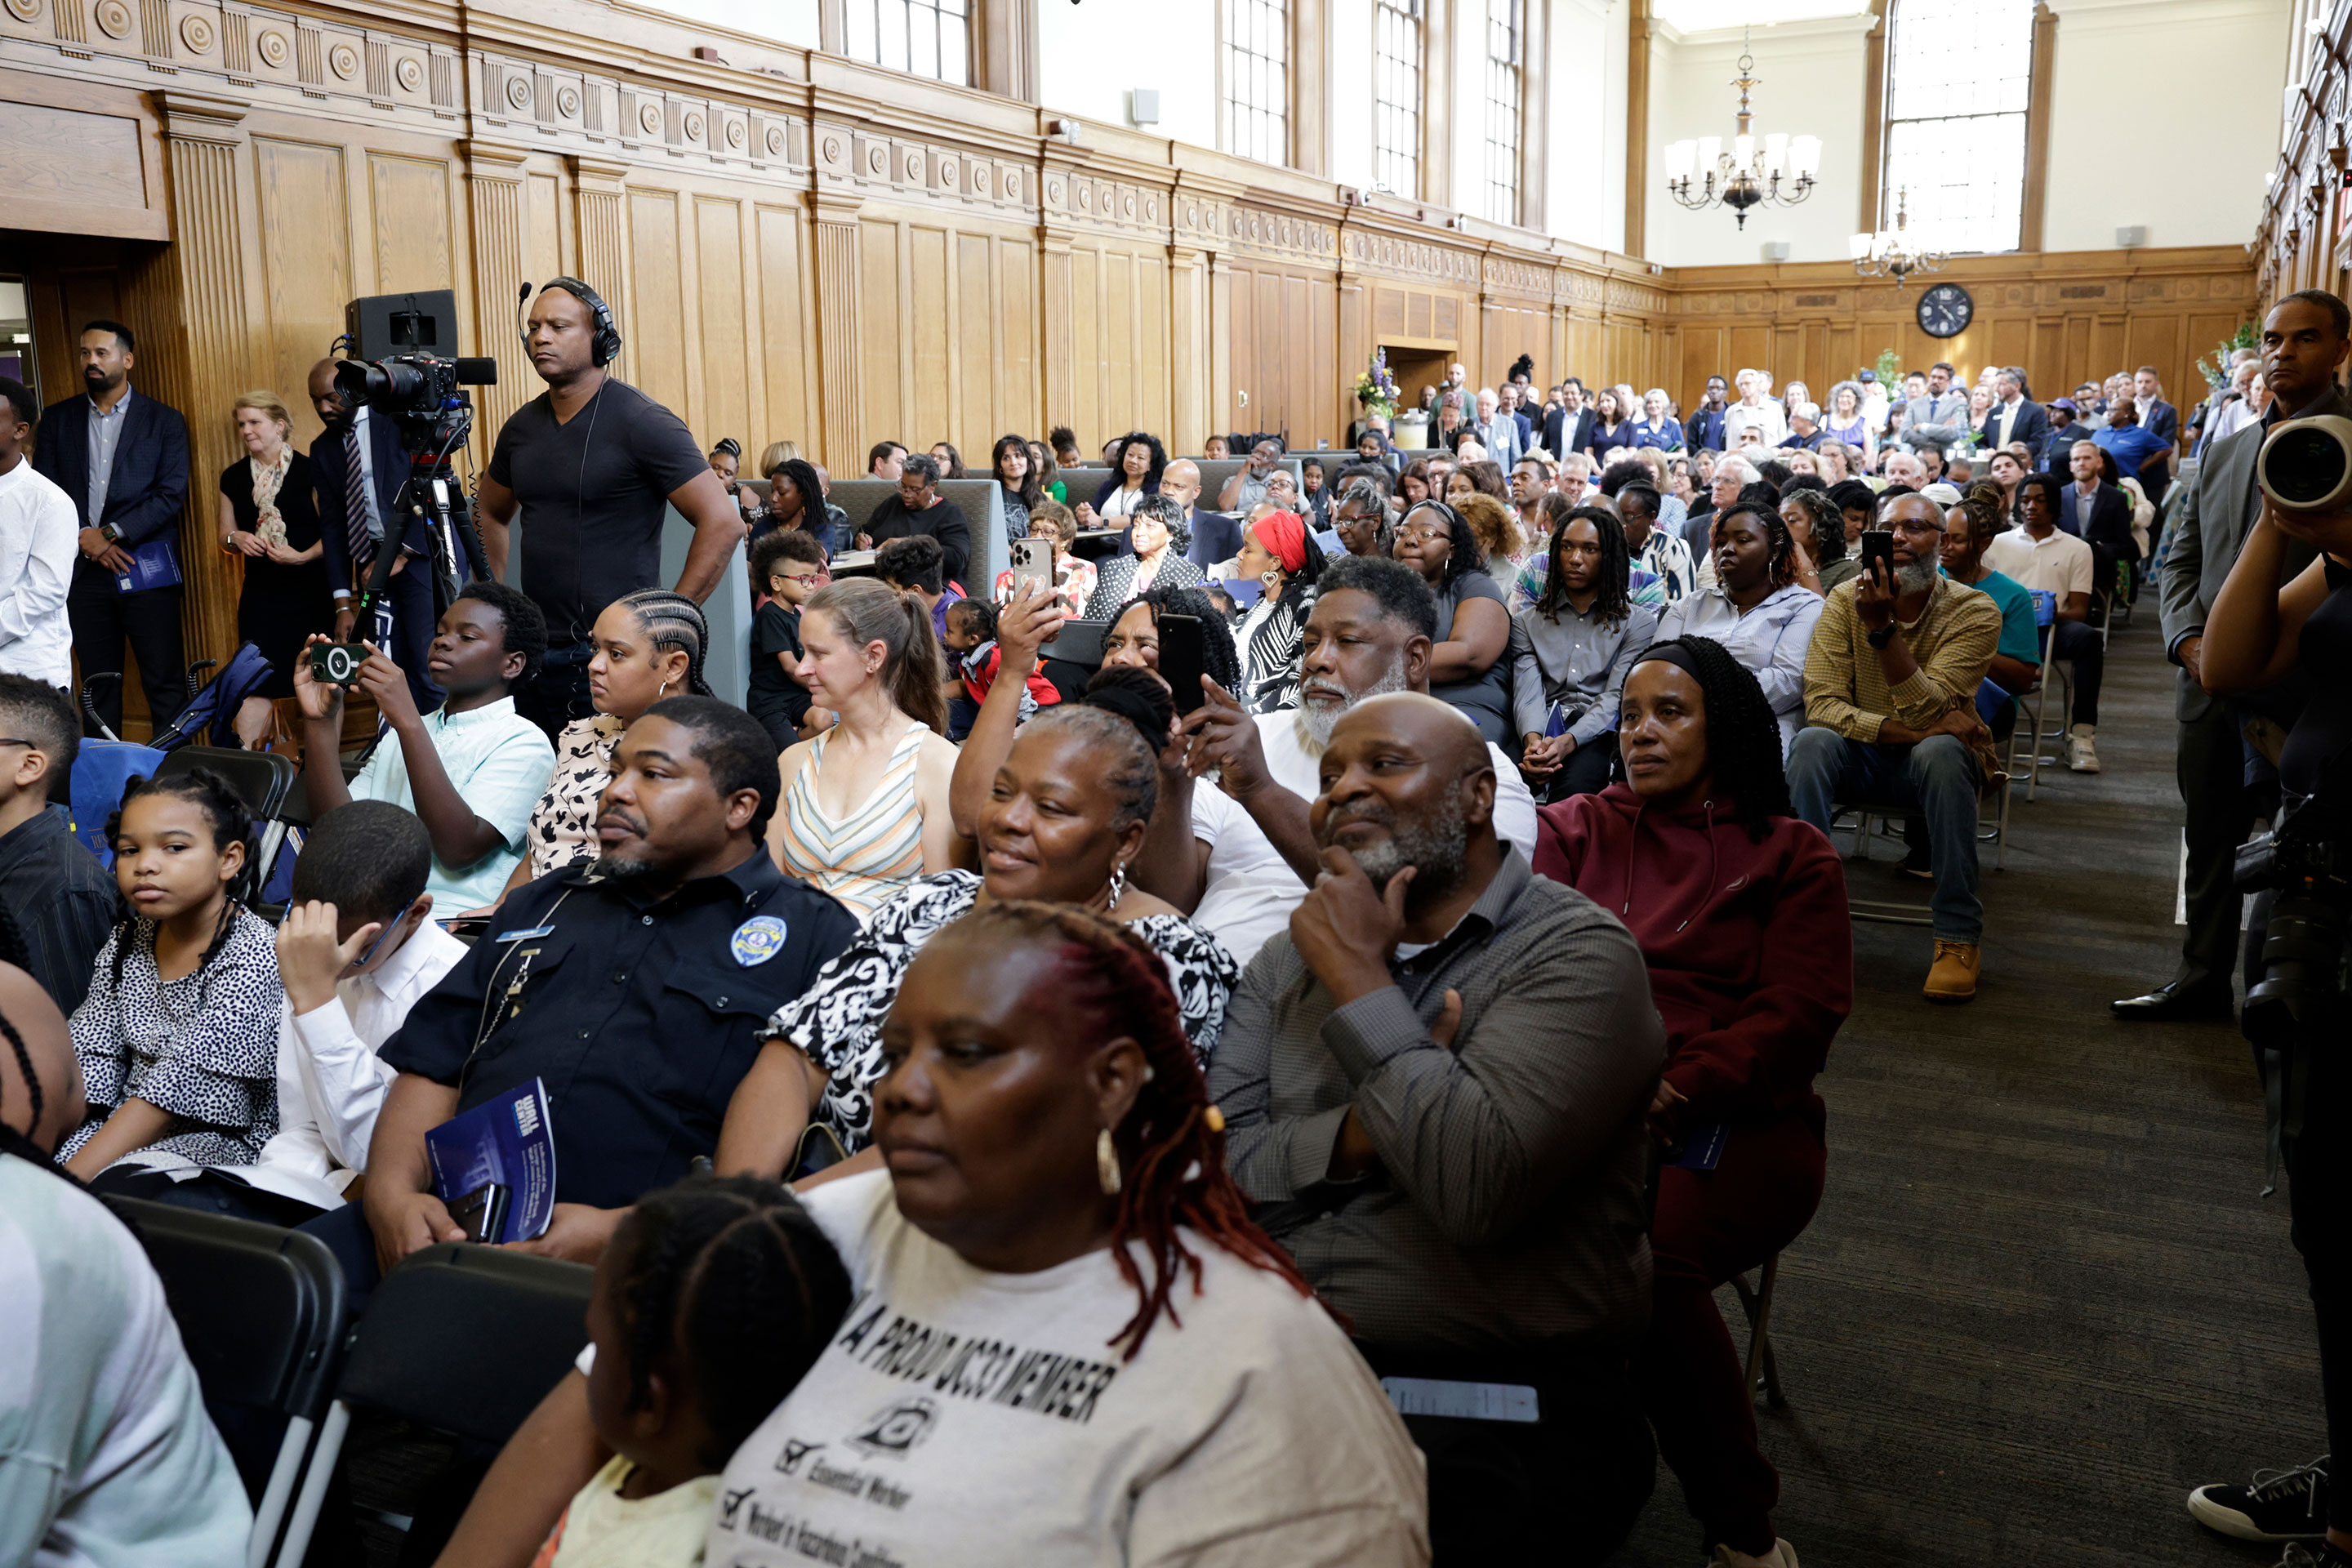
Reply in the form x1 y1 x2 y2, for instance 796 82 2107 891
1873 348 1904 387
2195 322 2258 391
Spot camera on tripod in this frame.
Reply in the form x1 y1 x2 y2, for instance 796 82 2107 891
332 352 497 421
2235 771 2352 1043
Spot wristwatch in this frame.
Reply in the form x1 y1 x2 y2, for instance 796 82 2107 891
1866 624 1899 649
98 522 124 545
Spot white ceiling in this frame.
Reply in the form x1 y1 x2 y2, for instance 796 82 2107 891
1650 0 1871 35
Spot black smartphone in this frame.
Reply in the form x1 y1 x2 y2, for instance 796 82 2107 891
1859 530 1895 588
448 1180 510 1245
310 642 368 685
437 915 492 938
1158 613 1207 716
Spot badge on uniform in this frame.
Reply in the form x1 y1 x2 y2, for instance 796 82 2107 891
730 914 788 967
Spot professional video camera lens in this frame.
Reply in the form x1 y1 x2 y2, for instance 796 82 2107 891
2258 414 2352 512
334 356 429 410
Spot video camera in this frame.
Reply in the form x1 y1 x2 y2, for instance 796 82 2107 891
2235 767 2352 1046
2258 414 2352 514
332 352 497 421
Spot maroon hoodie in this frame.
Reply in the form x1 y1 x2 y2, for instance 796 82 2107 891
1533 784 1851 1137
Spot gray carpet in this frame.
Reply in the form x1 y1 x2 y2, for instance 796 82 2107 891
1608 611 2329 1568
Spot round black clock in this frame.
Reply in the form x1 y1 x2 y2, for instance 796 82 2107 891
1916 282 1973 339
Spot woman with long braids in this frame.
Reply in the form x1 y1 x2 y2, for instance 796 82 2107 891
720 670 1238 1186
59 768 283 1182
493 588 715 903
752 455 845 554
1391 497 1512 743
712 899 1426 1564
1654 499 1826 755
1534 637 1849 1568
1515 506 1659 803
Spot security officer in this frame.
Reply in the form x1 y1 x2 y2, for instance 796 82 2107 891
301 697 858 1303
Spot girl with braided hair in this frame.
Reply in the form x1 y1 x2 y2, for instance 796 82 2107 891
537 1174 852 1566
60 768 284 1182
1532 636 1850 1568
499 589 713 898
1655 499 1827 755
1517 506 1660 803
714 900 1427 1566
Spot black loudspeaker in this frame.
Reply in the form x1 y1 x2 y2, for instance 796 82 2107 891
344 290 461 362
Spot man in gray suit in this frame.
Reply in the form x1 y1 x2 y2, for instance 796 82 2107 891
2114 290 2346 1022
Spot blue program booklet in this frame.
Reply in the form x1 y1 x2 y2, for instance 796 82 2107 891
112 538 181 594
425 1077 557 1244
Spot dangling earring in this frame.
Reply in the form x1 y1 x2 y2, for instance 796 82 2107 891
1096 1128 1122 1196
1105 860 1128 908
657 677 670 698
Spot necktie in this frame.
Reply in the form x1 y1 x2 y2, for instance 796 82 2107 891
345 427 375 577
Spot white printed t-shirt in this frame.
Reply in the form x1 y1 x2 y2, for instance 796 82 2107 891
1188 708 1539 969
708 1168 1428 1568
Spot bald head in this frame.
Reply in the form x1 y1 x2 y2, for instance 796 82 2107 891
0 964 82 1153
1314 691 1499 908
308 355 350 425
1160 458 1201 510
1341 691 1489 776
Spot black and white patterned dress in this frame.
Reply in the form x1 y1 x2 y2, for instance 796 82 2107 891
766 871 1240 1153
59 906 283 1169
526 713 623 879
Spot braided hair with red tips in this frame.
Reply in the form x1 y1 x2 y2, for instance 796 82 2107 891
952 899 1316 1360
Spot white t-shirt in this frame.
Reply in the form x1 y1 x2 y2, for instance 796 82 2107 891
709 1169 1428 1568
0 457 79 688
0 1153 251 1568
1188 709 1539 968
1983 525 2095 600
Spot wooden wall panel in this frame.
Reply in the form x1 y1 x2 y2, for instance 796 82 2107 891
858 218 903 459
755 204 811 463
368 154 453 296
695 197 748 452
997 240 1037 437
908 225 951 449
252 137 350 448
954 233 991 456
626 190 687 418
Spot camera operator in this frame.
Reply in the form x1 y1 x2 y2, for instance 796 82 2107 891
2181 287 2352 1561
473 281 743 737
308 356 445 713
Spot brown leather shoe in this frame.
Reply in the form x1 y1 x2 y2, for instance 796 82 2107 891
1924 939 1980 1004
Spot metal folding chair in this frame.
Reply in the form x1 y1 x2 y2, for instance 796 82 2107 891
1729 1253 1788 1411
155 746 299 895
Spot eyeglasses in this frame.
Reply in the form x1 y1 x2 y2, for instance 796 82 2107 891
354 898 416 968
778 572 826 586
1869 519 1946 539
0 738 33 749
1396 525 1450 544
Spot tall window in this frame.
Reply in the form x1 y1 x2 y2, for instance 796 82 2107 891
1223 0 1290 167
1881 0 2034 253
1374 0 1423 198
847 0 969 86
1481 0 1523 225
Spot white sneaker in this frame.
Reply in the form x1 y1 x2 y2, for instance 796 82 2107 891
1712 1541 1798 1568
2067 724 2101 773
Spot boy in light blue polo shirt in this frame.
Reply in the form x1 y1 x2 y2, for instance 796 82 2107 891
295 581 556 911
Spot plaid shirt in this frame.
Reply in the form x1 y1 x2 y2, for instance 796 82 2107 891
1207 850 1664 1355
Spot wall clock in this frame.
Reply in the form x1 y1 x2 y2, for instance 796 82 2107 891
1917 282 1974 339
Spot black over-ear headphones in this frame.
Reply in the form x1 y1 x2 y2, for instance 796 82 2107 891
519 276 622 368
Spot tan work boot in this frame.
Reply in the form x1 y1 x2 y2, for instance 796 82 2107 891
1924 939 1980 1003
1713 1540 1798 1568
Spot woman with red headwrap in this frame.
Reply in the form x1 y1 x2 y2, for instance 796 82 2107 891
1231 509 1327 714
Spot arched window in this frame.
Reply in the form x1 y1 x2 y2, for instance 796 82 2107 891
1880 0 2036 253
1374 0 1423 198
1224 0 1290 167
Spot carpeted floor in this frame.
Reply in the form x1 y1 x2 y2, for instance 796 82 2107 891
1608 611 2331 1568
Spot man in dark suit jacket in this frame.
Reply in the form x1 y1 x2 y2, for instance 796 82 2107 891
1976 372 2051 456
32 320 190 737
306 357 443 711
2057 441 2139 564
1540 381 1597 462
2119 292 2345 1022
2132 367 2180 447
1126 457 1241 568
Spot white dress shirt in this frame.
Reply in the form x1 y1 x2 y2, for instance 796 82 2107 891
238 920 469 1210
0 457 79 687
1722 398 1788 450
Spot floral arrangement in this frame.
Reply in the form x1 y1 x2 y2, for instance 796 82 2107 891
2197 323 2258 391
1354 350 1400 416
1873 348 1904 388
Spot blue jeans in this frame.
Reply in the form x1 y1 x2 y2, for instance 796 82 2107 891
1787 728 1982 943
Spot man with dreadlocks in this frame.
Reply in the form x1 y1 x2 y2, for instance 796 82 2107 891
1209 689 1665 1565
0 929 254 1564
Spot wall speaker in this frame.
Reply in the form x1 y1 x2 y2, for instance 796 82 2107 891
1761 241 1791 262
2116 225 2147 247
1130 88 1160 127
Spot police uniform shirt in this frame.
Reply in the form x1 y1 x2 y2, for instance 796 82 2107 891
380 849 858 1211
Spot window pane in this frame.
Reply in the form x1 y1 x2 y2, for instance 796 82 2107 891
1882 0 2034 252
846 0 969 84
1482 0 1521 225
1376 0 1421 198
1223 0 1289 166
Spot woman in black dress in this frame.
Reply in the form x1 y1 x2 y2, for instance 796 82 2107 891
217 391 331 747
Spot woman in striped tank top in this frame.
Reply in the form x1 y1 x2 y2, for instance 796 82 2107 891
767 578 964 921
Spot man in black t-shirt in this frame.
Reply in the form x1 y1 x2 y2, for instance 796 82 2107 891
476 283 744 735
855 450 970 587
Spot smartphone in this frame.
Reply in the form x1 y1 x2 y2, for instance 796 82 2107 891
1009 537 1054 601
448 1180 510 1245
1859 529 1895 587
310 642 368 685
437 915 492 938
1157 613 1207 717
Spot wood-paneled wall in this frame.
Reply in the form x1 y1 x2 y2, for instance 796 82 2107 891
2255 0 2350 311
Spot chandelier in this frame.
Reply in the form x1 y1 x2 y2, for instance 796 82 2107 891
1662 29 1820 229
1850 186 1948 289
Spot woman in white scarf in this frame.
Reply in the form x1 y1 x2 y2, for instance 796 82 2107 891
217 391 332 746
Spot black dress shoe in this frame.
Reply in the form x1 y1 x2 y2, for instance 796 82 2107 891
2111 981 2235 1022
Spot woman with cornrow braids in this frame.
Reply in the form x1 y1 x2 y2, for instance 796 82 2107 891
1533 637 1850 1568
706 900 1428 1566
60 768 285 1183
494 588 715 902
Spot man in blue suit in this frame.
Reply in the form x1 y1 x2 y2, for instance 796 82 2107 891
1145 458 1242 569
1976 369 2051 457
32 320 189 737
307 357 442 711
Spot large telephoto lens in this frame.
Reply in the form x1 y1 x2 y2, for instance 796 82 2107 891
333 357 429 410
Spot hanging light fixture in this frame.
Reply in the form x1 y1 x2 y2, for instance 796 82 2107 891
1850 186 1949 289
1662 27 1821 229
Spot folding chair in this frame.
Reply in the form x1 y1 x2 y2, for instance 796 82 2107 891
97 1195 346 1568
1972 678 2018 870
274 1242 595 1568
2020 590 2072 800
1825 804 1935 927
156 746 299 894
1728 1253 1787 1411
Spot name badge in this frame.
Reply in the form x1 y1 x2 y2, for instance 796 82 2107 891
731 915 788 967
497 924 555 942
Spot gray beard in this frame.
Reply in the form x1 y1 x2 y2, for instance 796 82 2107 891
1346 788 1472 902
1298 653 1412 749
1895 555 1938 596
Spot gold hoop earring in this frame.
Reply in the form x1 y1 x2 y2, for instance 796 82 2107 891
1096 1128 1122 1196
